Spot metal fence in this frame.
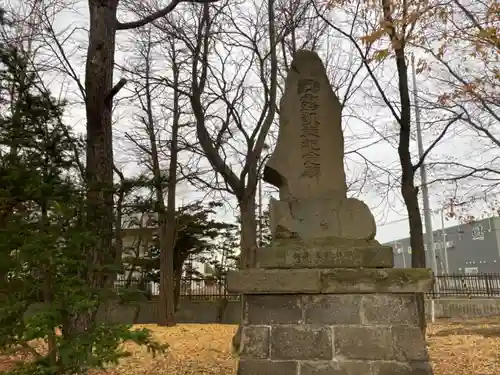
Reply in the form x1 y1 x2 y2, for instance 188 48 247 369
114 273 500 300
430 273 500 298
114 277 241 300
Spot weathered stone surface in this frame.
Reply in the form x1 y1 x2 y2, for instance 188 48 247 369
392 326 429 361
263 50 346 201
239 326 270 359
334 326 393 360
234 50 434 375
320 268 434 294
271 326 333 360
227 268 433 294
300 360 371 375
261 50 377 242
237 360 298 375
255 238 394 269
227 269 321 294
370 361 433 375
268 197 376 241
304 295 361 324
244 295 303 325
361 295 419 325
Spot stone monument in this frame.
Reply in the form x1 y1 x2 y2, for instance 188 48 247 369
227 50 434 375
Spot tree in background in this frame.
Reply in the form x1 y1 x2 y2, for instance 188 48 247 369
417 0 499 217
316 0 463 334
122 201 236 308
0 41 163 375
149 0 278 269
119 24 187 327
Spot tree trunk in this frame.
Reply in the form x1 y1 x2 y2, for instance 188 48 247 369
68 0 119 352
174 265 183 311
158 207 175 326
161 46 180 326
394 43 427 335
233 197 257 354
239 197 258 268
140 38 179 327
402 181 427 333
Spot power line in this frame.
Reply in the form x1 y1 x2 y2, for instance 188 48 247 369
377 217 408 227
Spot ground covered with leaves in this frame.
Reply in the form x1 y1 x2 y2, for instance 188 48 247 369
427 319 500 375
2 319 500 374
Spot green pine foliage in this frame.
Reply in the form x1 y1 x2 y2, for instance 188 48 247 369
0 42 165 375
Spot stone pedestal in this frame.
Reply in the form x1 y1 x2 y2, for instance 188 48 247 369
227 238 434 375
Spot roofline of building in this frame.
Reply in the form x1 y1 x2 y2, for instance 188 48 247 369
382 215 500 245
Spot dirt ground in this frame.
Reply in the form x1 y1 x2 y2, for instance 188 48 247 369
2 319 500 374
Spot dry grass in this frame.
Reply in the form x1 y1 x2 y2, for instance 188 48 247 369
2 319 500 374
427 318 500 375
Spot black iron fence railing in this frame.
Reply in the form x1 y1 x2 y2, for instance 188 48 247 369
429 273 500 298
114 273 500 300
114 277 241 300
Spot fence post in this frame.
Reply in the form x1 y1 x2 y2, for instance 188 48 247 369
485 274 492 296
433 274 440 299
430 298 435 323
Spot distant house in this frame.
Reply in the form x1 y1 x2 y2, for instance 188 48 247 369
384 216 500 274
179 277 228 298
118 212 204 281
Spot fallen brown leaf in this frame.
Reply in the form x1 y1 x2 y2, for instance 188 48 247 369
2 320 500 374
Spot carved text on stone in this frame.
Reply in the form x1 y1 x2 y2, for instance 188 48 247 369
298 79 320 178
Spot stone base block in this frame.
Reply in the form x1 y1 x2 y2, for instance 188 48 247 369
237 359 432 375
227 268 433 294
235 293 433 375
256 238 394 269
269 196 376 241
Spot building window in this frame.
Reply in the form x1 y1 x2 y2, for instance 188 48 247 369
393 244 402 254
424 244 428 251
465 267 478 274
434 242 441 250
472 225 485 240
407 246 412 254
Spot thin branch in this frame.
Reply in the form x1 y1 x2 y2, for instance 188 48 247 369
116 0 218 30
412 114 463 172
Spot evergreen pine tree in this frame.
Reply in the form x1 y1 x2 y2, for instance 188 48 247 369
0 39 164 375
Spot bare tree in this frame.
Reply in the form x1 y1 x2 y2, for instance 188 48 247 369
144 0 278 268
414 0 500 216
119 24 190 326
56 0 218 345
153 0 373 270
312 0 469 333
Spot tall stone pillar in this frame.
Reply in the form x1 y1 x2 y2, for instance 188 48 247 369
227 50 434 375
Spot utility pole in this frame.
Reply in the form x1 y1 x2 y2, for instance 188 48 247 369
394 242 406 268
411 55 439 275
401 243 407 268
441 208 449 273
258 165 263 247
258 144 269 247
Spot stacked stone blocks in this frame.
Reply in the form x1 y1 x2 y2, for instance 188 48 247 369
228 238 434 375
227 49 434 375
238 294 431 375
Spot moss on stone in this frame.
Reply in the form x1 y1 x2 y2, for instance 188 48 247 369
319 268 433 293
321 268 432 283
270 236 382 250
256 244 394 269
